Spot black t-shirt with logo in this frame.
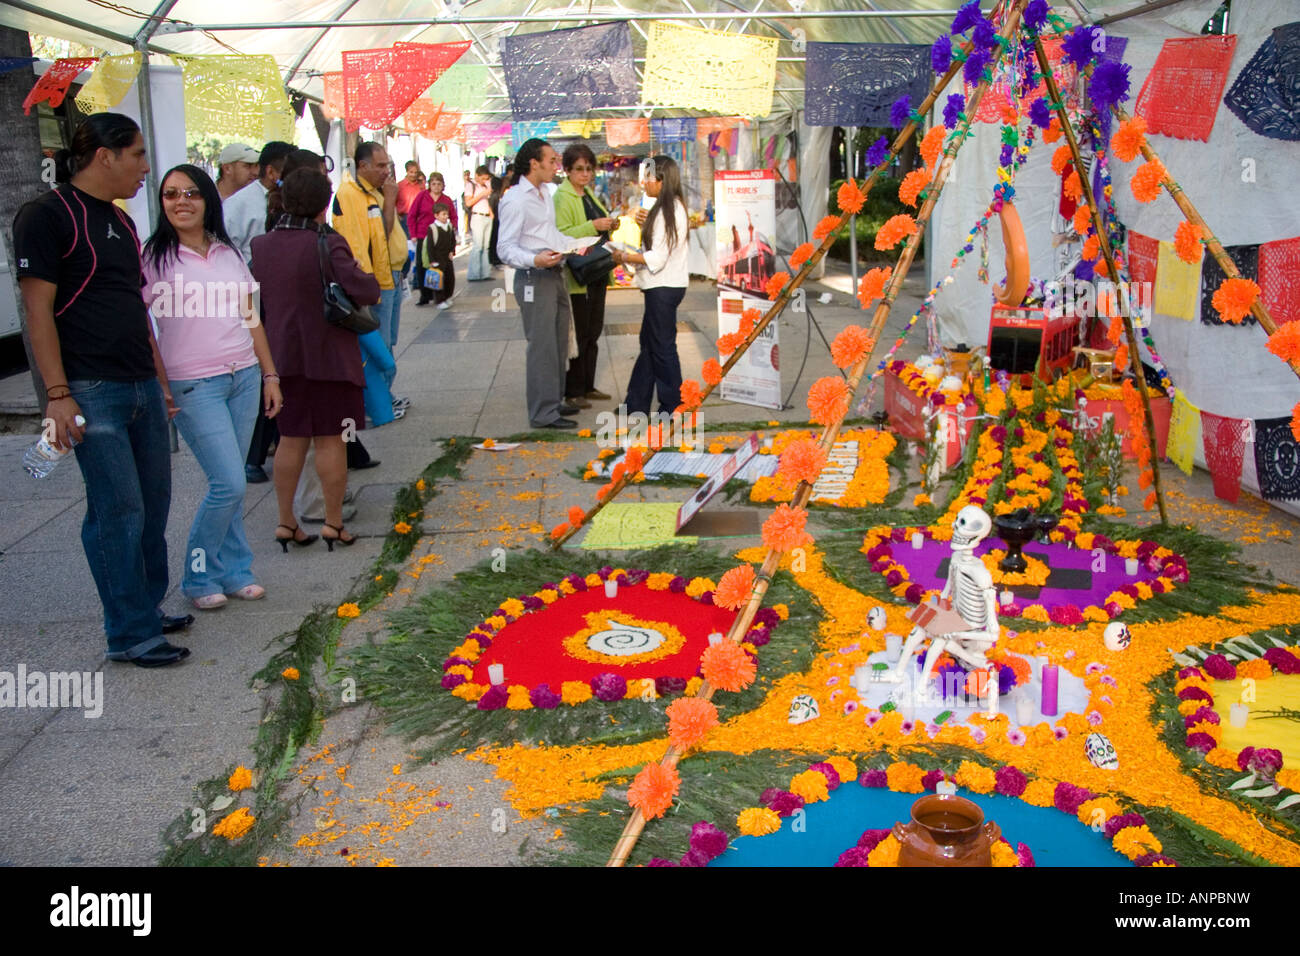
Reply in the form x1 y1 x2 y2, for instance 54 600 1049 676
12 184 154 381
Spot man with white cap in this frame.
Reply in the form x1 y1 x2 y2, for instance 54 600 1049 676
216 143 259 202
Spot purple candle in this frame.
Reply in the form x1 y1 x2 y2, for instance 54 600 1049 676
1040 664 1059 717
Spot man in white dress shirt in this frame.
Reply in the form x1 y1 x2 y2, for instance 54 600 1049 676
496 138 588 430
222 141 293 265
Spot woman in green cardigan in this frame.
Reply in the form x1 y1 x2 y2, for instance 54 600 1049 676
555 143 619 408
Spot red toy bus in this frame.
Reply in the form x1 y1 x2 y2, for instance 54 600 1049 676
986 303 1081 386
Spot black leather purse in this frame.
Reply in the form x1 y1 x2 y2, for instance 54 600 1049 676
565 190 614 288
317 227 379 335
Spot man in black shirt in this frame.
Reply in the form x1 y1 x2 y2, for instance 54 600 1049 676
14 113 189 668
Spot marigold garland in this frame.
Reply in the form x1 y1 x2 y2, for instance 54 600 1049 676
702 358 723 386
886 761 925 793
1043 115 1063 143
762 503 813 553
1130 159 1166 204
736 807 781 836
837 178 867 215
717 330 746 355
700 639 757 692
714 564 756 611
1082 233 1100 262
875 214 918 251
899 167 931 207
764 271 790 300
778 437 829 486
831 325 875 371
1211 277 1260 325
1063 169 1083 202
679 379 703 411
627 762 680 820
1072 203 1092 235
568 506 585 527
813 215 843 241
1173 220 1204 264
1051 144 1072 175
666 697 720 749
920 124 946 172
856 267 892 310
1110 116 1147 162
807 375 851 425
789 242 815 270
789 769 831 803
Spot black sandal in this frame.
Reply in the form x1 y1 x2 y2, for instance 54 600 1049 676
275 523 318 552
322 523 356 552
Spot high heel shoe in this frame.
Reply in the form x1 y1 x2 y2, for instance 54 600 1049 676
275 523 318 552
321 523 357 552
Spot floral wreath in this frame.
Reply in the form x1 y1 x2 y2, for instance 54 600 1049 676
439 565 787 711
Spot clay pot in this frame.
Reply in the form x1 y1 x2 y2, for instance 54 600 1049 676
893 794 1001 867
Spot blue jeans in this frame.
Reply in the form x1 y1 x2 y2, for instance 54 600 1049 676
378 270 404 355
170 364 261 599
625 286 686 416
68 377 171 659
467 213 492 280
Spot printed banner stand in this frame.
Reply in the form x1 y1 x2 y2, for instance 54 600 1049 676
718 291 782 410
676 434 762 536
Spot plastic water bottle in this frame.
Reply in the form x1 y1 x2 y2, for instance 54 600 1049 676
23 415 86 478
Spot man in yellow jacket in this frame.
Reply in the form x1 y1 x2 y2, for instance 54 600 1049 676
332 143 409 364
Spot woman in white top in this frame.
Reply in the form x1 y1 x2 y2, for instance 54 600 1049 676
466 165 493 281
611 155 690 416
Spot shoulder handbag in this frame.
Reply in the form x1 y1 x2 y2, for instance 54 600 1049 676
564 189 614 287
316 227 380 335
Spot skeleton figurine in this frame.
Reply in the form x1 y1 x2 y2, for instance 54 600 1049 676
884 505 1000 688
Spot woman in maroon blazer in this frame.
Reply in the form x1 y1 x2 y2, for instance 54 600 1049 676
251 168 380 551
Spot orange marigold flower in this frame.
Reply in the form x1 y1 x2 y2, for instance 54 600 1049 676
1212 277 1260 325
1051 144 1073 175
812 215 843 241
790 769 831 803
717 330 746 355
550 522 570 540
778 437 828 486
595 482 614 501
1107 313 1124 345
701 639 757 692
789 242 815 270
212 806 255 840
920 124 946 172
624 446 645 473
679 379 703 410
567 506 585 527
739 308 761 335
807 375 851 425
898 168 930 208
714 564 756 611
702 358 723 386
1130 158 1166 204
228 766 253 792
765 271 790 300
1063 169 1083 202
831 324 875 368
627 762 680 820
837 178 866 215
1174 220 1204 264
736 807 781 837
1269 322 1300 364
875 214 918 251
281 667 299 681
856 267 892 311
1072 203 1092 235
1110 116 1147 163
665 696 720 749
762 502 813 552
1043 115 1063 143
1081 233 1100 262
1113 343 1128 372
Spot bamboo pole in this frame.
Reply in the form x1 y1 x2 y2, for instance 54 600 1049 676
549 37 986 552
1031 37 1167 524
607 0 1032 866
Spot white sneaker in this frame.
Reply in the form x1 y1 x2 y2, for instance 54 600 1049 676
437 301 451 310
392 395 411 410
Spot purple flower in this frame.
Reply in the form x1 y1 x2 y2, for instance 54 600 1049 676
1054 782 1094 815
1007 728 1027 746
1248 748 1283 778
476 684 508 710
1185 732 1216 752
858 828 891 851
1176 666 1204 680
950 0 982 35
689 821 729 860
530 683 561 709
753 607 781 628
1024 0 1049 31
972 17 997 52
890 527 910 543
999 143 1014 168
1062 25 1100 68
859 769 888 788
1103 601 1123 619
835 846 872 867
922 768 945 791
1087 710 1103 726
678 847 711 867
970 727 987 744
1054 726 1069 740
1134 852 1176 867
769 791 805 818
1085 662 1106 675
1265 647 1300 675
1100 675 1117 687
904 583 925 604
1203 654 1236 680
963 47 991 85
900 719 915 736
931 34 952 73
1016 842 1037 867
521 595 544 611
995 766 1027 796
473 634 492 650
590 672 627 702
655 676 687 696
1104 813 1146 841
890 94 912 129
1184 707 1219 728
697 590 715 606
885 570 904 587
866 135 889 168
843 700 859 716
563 573 588 591
865 711 883 727
746 625 771 647
598 564 614 578
809 762 841 790
668 576 687 593
441 672 466 689
647 857 676 867
623 568 649 586
1029 97 1052 130
443 656 472 671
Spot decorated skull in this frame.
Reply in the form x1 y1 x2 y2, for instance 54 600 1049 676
939 374 964 393
788 694 820 725
951 505 992 551
1103 621 1132 652
866 606 887 632
1084 732 1119 770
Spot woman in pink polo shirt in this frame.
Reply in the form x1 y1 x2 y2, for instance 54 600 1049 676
143 165 284 610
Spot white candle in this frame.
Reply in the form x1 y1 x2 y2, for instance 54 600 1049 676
604 577 618 598
708 631 723 645
885 633 902 662
936 780 958 795
1125 557 1139 576
999 590 1014 606
488 663 505 686
1015 696 1034 725
986 669 1000 715
911 531 924 550
1230 703 1249 728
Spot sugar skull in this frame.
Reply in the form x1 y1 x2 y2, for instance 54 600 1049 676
867 606 887 632
787 694 820 725
951 505 992 551
1103 621 1131 652
1085 732 1119 770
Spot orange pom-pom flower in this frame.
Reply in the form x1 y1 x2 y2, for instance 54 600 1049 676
807 375 851 425
1113 343 1129 372
665 697 719 750
789 242 815 270
765 271 790 300
568 506 585 527
1173 221 1204 264
1051 145 1072 176
624 446 645 473
762 503 813 553
857 266 892 309
702 358 723 386
1130 159 1166 204
717 330 746 355
1043 116 1063 143
714 564 756 611
875 214 918 251
1266 321 1300 364
831 323 875 368
739 308 761 336
700 639 757 692
898 168 930 208
1063 169 1083 202
837 178 866 215
920 124 945 172
627 762 680 820
1110 116 1147 163
1292 402 1300 442
1212 277 1260 325
1072 203 1092 236
1081 234 1100 262
595 482 614 501
778 437 828 486
679 379 703 410
813 215 843 241
550 522 570 540
1107 313 1124 345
